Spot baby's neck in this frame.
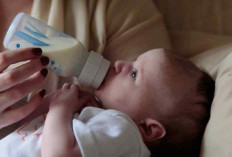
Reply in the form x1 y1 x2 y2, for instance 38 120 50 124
92 96 105 109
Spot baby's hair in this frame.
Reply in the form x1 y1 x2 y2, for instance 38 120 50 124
148 51 215 157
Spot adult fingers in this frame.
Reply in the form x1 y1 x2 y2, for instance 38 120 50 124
0 69 48 113
0 47 42 72
0 56 49 92
0 89 46 129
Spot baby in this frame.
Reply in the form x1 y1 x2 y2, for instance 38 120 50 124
0 48 215 157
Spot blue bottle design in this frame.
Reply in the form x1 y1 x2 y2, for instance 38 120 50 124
15 21 50 48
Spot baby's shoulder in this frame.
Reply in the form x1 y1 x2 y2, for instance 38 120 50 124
78 106 135 126
73 107 151 157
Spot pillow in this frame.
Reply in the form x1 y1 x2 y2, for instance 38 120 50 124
154 0 232 58
190 43 232 79
190 44 232 157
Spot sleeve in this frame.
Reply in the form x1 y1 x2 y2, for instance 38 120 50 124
72 109 150 157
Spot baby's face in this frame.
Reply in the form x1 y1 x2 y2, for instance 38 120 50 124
95 48 200 123
95 49 176 121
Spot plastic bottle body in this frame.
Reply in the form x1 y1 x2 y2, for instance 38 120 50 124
3 13 110 89
44 39 90 77
7 35 90 77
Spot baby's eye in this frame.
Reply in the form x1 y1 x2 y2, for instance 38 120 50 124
131 70 137 79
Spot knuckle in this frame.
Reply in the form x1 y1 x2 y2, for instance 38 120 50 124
0 53 8 67
5 72 18 84
11 88 24 100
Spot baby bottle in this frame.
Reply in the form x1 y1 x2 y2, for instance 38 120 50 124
3 13 110 89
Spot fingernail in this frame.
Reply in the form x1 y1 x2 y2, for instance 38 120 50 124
40 68 48 77
40 56 49 66
33 48 42 56
39 89 46 97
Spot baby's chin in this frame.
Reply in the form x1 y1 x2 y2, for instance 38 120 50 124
95 82 104 95
94 90 106 109
94 84 109 105
94 89 100 97
94 86 104 100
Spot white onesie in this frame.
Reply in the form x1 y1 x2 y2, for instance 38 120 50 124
0 107 150 157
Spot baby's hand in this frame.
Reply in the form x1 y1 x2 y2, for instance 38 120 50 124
49 83 91 114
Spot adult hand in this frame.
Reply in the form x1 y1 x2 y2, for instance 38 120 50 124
0 47 49 129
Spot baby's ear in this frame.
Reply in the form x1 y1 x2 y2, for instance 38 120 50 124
138 118 166 142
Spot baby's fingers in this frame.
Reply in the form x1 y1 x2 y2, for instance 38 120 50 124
76 94 92 113
86 97 102 108
79 94 92 106
70 84 79 91
0 89 46 129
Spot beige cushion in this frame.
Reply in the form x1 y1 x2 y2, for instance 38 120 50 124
190 43 232 79
190 44 232 157
153 0 232 156
154 0 232 57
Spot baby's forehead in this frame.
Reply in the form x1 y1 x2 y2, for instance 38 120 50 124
139 49 200 84
139 50 202 110
142 49 177 63
142 49 182 70
153 49 194 70
142 49 200 86
138 50 177 87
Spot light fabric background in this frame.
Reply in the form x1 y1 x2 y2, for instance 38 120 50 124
155 0 232 57
154 1 232 156
1 0 232 157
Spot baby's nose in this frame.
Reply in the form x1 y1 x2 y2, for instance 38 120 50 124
114 60 126 73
